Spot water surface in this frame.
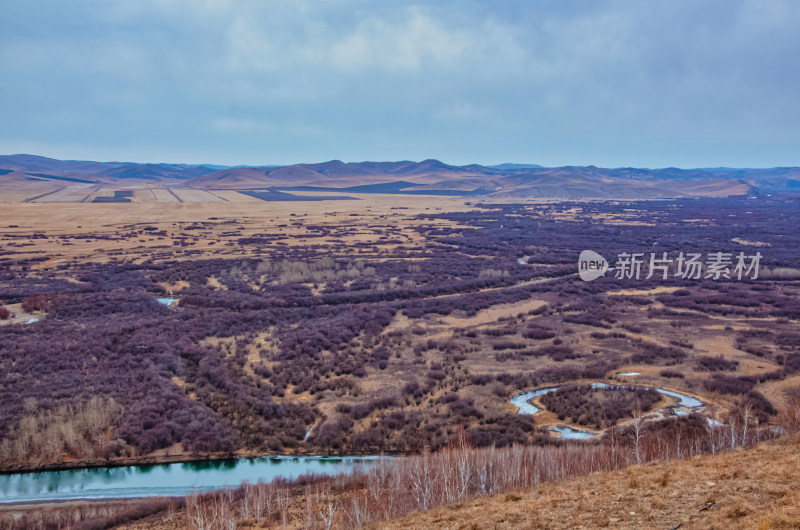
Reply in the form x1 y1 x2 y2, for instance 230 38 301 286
509 387 558 414
655 388 702 408
156 297 179 306
0 456 378 503
550 426 598 440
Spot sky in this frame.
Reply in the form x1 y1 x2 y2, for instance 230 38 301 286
1 0 798 168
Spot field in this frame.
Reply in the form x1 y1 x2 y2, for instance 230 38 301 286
0 195 799 467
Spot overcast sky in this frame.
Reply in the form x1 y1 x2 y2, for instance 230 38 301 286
1 0 798 168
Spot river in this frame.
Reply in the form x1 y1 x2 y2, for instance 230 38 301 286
510 383 706 439
0 456 379 503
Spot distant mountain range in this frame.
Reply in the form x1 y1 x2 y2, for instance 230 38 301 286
1 154 798 201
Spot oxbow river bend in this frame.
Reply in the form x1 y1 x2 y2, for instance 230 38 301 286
0 456 380 503
510 384 706 440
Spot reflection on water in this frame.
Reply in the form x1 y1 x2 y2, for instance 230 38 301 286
0 456 380 503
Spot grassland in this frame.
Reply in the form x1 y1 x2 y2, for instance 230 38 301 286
0 195 798 469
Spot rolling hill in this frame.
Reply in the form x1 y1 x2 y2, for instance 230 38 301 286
1 154 796 202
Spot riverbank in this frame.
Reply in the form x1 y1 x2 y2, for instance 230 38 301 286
0 496 180 529
0 444 397 476
56 423 795 529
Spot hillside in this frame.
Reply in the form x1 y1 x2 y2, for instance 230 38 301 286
384 434 800 529
1 154 791 202
184 160 760 198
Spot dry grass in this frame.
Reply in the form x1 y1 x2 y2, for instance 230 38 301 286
0 197 478 265
169 189 226 203
439 298 547 328
381 435 800 529
606 286 683 296
731 237 771 247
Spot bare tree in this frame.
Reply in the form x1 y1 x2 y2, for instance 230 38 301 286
705 408 722 455
319 500 338 530
409 449 438 510
728 413 739 449
186 492 217 530
240 483 254 521
276 487 290 529
630 408 647 465
741 402 751 446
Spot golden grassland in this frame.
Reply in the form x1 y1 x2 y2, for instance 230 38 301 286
0 196 490 266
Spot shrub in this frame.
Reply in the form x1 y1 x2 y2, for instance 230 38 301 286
630 343 687 365
695 355 739 372
21 293 58 313
736 391 776 423
539 384 660 429
470 374 492 385
703 375 756 395
523 327 557 340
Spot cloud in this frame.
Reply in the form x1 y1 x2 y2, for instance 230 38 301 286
0 0 798 166
325 7 471 72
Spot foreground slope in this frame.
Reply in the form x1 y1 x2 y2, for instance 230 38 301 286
383 435 800 529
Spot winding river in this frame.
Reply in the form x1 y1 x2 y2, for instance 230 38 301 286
508 387 558 414
510 383 706 439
